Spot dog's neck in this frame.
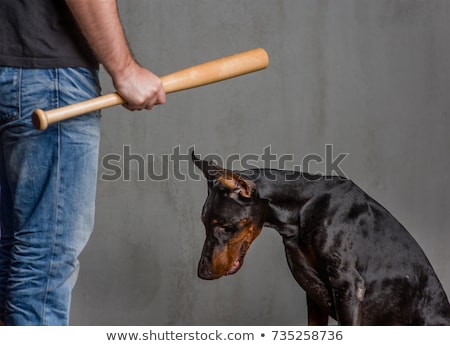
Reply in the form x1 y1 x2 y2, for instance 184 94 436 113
240 168 345 238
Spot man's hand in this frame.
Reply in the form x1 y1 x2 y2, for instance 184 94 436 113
113 61 166 111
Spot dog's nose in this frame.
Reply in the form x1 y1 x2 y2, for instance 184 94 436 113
198 254 227 280
198 272 213 280
198 259 214 280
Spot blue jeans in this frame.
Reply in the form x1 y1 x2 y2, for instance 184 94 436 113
0 67 101 325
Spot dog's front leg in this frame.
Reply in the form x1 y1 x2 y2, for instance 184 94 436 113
307 294 329 326
328 268 366 325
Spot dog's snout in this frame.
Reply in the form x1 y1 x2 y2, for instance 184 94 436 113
198 254 214 280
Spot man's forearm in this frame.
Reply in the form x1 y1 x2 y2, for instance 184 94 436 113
65 0 165 110
65 0 134 79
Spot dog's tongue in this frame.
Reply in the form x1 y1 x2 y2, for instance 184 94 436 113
227 259 240 275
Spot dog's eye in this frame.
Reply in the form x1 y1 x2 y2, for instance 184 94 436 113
215 223 235 233
223 223 237 233
211 219 237 233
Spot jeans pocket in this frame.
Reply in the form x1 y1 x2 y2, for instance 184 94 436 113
0 67 19 126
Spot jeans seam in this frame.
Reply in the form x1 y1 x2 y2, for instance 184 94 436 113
42 69 62 326
17 68 22 119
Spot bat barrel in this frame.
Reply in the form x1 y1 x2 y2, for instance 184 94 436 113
161 48 269 93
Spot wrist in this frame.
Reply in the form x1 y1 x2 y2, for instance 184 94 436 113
110 58 144 94
105 52 137 81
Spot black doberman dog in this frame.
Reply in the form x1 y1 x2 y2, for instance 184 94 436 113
192 152 450 325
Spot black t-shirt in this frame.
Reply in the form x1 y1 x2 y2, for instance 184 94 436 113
0 0 98 68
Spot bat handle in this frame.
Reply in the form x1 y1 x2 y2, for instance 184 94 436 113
32 92 125 130
32 109 49 131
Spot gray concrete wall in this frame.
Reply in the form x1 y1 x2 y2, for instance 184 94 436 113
70 0 450 325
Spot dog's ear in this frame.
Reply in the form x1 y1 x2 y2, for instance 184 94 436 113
191 151 221 182
216 171 257 199
191 151 257 198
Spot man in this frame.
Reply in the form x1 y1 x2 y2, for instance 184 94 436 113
0 0 166 325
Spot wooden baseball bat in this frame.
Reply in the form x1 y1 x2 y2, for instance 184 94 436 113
32 48 269 130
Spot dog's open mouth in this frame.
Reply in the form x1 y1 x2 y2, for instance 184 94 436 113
226 242 247 276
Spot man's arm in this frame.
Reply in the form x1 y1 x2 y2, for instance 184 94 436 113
65 0 165 110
